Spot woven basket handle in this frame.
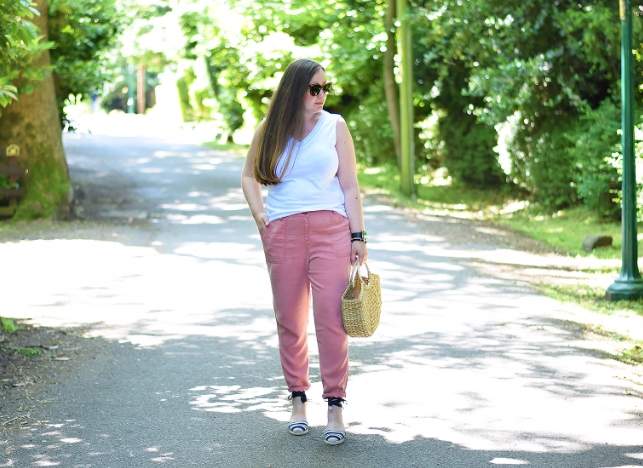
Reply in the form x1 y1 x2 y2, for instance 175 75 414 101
349 259 371 286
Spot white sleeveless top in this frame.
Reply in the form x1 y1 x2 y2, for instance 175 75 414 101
266 111 347 222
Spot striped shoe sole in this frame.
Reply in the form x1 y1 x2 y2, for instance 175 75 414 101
288 420 309 435
323 430 346 445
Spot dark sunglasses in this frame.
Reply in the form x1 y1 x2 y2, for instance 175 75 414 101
309 83 333 96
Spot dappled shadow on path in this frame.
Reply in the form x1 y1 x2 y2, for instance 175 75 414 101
2 304 641 466
2 328 642 467
5 414 643 467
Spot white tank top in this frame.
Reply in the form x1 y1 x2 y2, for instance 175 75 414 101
266 111 347 222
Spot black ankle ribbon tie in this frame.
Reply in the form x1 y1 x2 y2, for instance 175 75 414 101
326 397 346 408
289 391 308 403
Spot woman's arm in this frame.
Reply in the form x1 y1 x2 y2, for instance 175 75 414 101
242 122 269 233
336 117 368 265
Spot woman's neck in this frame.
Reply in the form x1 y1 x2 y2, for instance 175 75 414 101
303 109 322 124
295 110 323 141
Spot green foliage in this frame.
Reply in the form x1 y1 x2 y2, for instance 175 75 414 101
542 283 643 318
48 0 122 128
415 0 638 212
357 162 631 260
0 0 121 122
424 0 626 126
1 317 18 333
348 84 396 167
438 112 503 188
0 174 19 191
430 63 504 188
16 347 41 356
500 205 632 258
100 57 160 113
566 99 622 218
234 0 398 158
217 87 244 135
105 0 643 220
621 344 643 364
176 70 195 122
509 118 579 210
0 0 54 114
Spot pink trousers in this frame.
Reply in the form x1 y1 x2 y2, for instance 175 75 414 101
261 210 351 399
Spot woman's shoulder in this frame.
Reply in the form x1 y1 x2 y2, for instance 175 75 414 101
322 111 347 129
323 110 343 121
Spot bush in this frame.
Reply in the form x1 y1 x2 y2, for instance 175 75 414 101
217 87 244 138
566 100 621 219
437 109 504 188
509 118 578 210
346 85 396 167
426 63 505 189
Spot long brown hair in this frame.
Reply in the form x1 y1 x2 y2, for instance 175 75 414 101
254 59 323 185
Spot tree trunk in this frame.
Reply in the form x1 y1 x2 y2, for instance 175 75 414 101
384 0 401 170
0 0 71 220
137 64 146 115
397 0 415 196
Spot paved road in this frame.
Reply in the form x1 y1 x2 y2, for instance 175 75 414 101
1 121 642 467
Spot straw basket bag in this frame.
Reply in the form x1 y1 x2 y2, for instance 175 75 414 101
341 260 382 338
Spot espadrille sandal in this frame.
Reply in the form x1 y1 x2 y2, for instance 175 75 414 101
288 420 309 435
288 391 309 436
323 430 346 445
324 397 346 445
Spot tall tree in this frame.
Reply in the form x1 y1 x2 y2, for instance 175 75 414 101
383 0 401 169
0 0 71 220
48 0 121 128
397 0 414 196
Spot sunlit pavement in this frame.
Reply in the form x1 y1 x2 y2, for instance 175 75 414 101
1 114 642 467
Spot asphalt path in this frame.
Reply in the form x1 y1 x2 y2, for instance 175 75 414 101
1 119 642 467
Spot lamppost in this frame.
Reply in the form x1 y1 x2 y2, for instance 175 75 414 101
127 63 135 114
606 0 643 300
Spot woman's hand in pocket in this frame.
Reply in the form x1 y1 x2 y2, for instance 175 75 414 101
256 213 270 234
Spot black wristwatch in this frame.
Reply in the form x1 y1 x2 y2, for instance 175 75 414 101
351 231 367 243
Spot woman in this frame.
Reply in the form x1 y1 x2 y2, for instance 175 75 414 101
241 58 368 446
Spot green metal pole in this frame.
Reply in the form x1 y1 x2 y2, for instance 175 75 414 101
127 63 135 114
606 0 643 300
397 0 415 197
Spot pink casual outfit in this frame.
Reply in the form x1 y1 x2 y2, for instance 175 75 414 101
261 111 351 399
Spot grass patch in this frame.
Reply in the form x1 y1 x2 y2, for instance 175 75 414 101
357 165 421 209
15 347 40 356
621 345 643 365
499 205 638 259
357 164 641 259
0 218 58 236
580 323 643 365
579 323 630 341
357 165 508 215
203 141 249 153
541 283 643 316
1 317 18 333
415 185 509 213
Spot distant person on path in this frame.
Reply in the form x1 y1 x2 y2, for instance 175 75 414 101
242 58 368 446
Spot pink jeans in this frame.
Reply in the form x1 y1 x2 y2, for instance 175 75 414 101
261 210 351 399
